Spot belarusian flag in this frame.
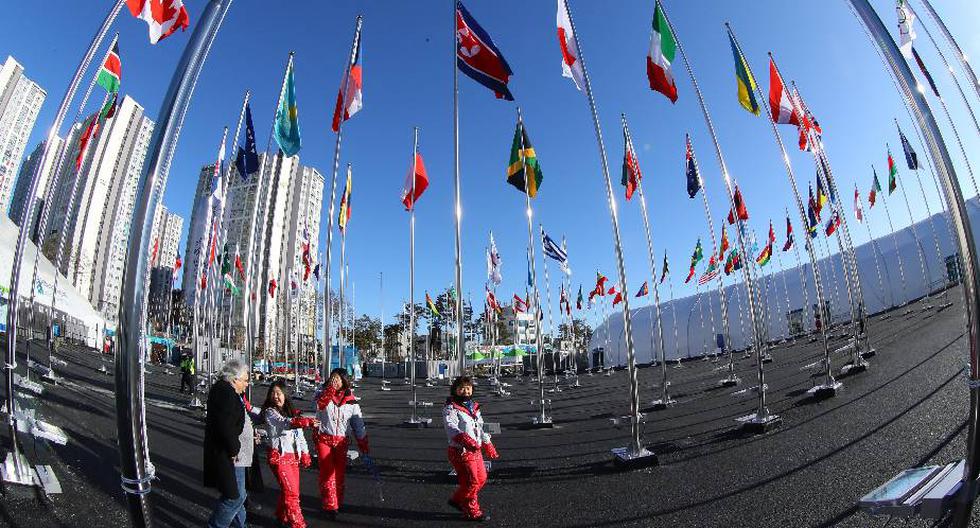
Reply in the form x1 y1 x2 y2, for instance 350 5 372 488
622 125 641 200
888 149 898 194
869 167 882 207
507 119 543 197
97 42 121 94
768 56 799 126
126 0 189 45
647 1 678 103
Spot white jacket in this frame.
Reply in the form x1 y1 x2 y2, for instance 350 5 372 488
314 388 367 441
444 399 491 449
263 408 311 457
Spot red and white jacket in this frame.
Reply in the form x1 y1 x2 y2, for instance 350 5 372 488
314 386 369 452
444 398 492 450
263 408 313 460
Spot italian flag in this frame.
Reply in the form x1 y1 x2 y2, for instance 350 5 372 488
97 43 121 94
647 2 678 103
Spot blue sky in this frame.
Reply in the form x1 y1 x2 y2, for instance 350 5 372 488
2 0 979 323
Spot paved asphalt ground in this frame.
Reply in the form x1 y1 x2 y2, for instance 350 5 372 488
1 293 978 527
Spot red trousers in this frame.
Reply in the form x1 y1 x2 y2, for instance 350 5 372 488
315 436 349 511
268 452 306 528
447 447 487 518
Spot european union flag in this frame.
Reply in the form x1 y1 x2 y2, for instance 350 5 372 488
235 103 259 180
274 60 302 157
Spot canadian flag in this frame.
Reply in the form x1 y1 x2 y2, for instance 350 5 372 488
768 57 799 126
556 0 585 91
126 0 190 45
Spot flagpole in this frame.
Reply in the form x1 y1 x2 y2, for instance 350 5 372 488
906 146 952 307
728 24 838 400
515 108 551 427
891 142 935 310
861 191 892 310
773 238 792 342
562 1 650 459
243 52 291 396
539 225 561 394
847 2 980 524
451 1 466 377
694 282 708 357
788 208 813 332
658 3 776 431
112 1 233 524
321 17 363 382
877 167 912 313
380 271 385 385
622 116 671 407
405 128 423 426
219 90 249 363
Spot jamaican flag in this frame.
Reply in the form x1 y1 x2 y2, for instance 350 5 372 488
507 119 543 197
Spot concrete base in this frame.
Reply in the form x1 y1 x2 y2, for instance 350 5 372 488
761 354 774 364
737 412 782 434
719 376 741 387
650 397 676 410
611 446 659 470
807 381 843 399
188 397 204 409
860 347 877 359
401 417 432 428
1 452 36 487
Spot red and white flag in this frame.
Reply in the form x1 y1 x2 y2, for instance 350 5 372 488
854 184 864 223
768 57 799 126
331 26 363 133
556 0 585 91
401 151 429 211
172 254 182 281
126 0 189 45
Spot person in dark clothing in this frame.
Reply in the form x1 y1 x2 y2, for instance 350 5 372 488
203 359 253 528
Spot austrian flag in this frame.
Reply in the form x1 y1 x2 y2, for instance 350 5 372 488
768 57 799 126
126 0 189 45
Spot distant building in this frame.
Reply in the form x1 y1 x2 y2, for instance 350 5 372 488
0 56 46 214
9 137 63 241
150 205 183 271
184 152 323 353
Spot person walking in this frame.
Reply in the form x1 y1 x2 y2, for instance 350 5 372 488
313 368 370 520
180 353 196 394
444 376 499 522
204 359 255 528
262 380 318 528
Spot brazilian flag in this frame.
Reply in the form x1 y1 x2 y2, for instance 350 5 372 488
274 60 302 157
507 120 543 197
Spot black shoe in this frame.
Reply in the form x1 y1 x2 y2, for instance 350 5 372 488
447 499 462 512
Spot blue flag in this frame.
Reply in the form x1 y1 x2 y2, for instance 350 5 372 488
274 61 302 157
235 103 259 180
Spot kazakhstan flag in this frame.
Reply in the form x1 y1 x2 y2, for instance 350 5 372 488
728 32 759 116
275 60 302 157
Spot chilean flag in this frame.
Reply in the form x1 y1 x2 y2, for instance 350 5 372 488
456 1 514 101
332 27 363 132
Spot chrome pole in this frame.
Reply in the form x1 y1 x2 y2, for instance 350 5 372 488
115 1 233 524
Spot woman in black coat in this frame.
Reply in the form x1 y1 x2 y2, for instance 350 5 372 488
204 360 251 527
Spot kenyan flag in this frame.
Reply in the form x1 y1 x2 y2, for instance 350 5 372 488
97 42 121 94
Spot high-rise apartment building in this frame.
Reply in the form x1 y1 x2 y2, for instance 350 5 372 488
0 56 46 214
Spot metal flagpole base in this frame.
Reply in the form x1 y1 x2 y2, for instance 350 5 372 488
611 446 658 470
736 411 782 434
380 385 391 391
807 380 843 399
860 346 878 359
528 414 555 428
650 396 676 410
188 396 204 409
1 451 36 487
401 417 431 428
719 375 741 387
937 301 954 311
841 360 869 375
761 353 774 364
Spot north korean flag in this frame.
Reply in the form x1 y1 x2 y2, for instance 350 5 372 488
456 1 514 101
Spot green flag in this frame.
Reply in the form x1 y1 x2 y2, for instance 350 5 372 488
507 119 543 197
274 60 302 157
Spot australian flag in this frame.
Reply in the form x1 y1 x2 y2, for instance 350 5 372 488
456 1 514 100
686 134 700 198
235 102 259 180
